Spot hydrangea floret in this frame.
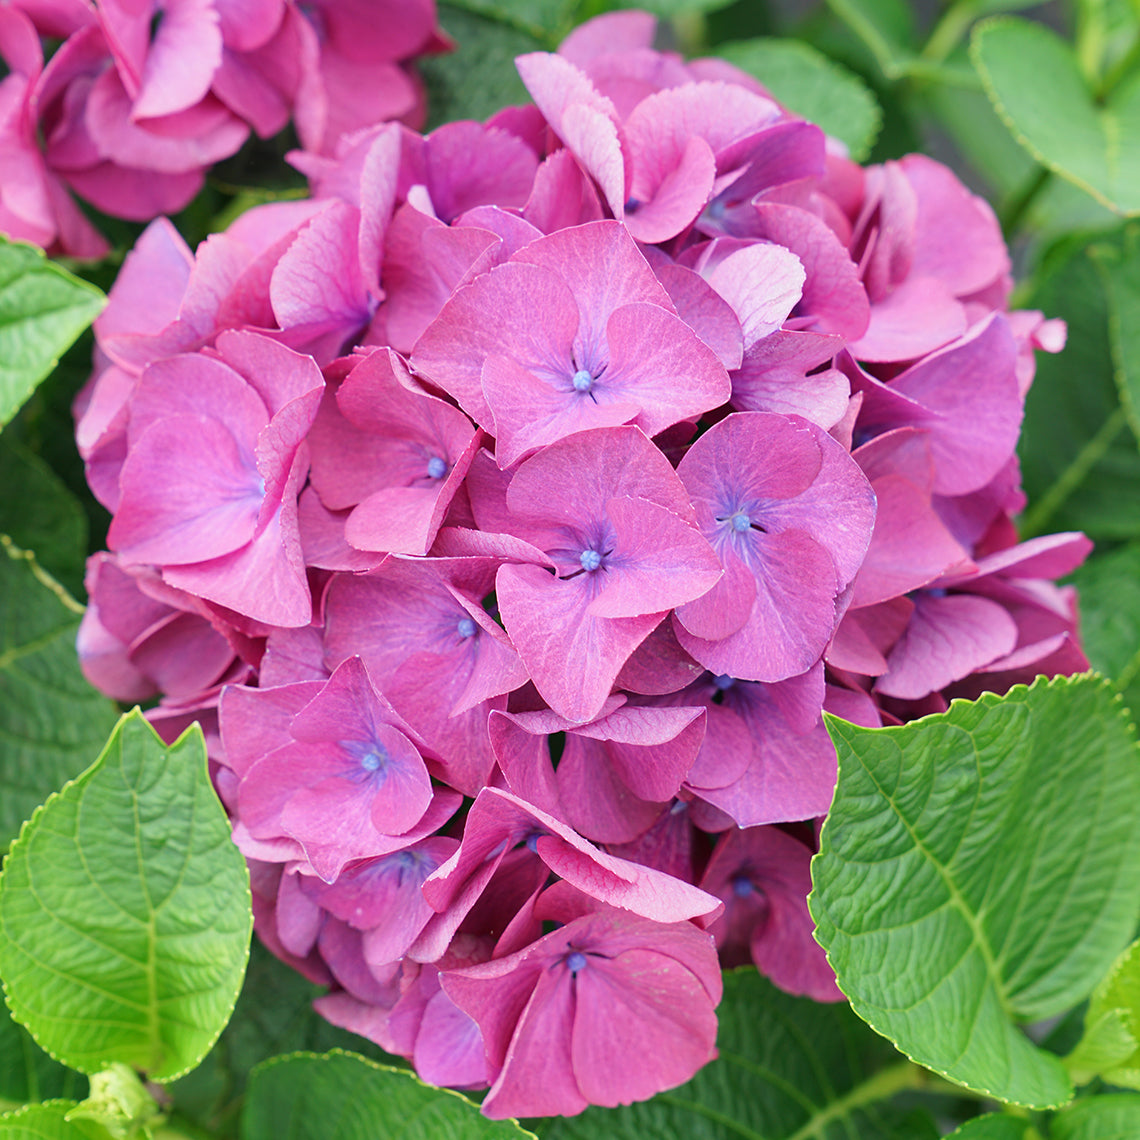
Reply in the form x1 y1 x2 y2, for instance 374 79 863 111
74 9 1089 1121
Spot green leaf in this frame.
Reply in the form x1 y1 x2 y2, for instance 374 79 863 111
0 1104 112 1140
1069 542 1140 719
241 1051 534 1140
1050 1093 1140 1139
1066 939 1140 1088
944 1115 1030 1139
810 675 1140 1109
541 969 936 1140
1093 224 1140 448
0 239 105 428
0 1008 81 1111
610 0 735 15
0 710 252 1081
0 536 118 853
824 0 917 79
0 435 88 599
971 17 1140 216
421 6 542 130
166 940 399 1139
714 38 882 160
1018 231 1140 542
443 0 577 40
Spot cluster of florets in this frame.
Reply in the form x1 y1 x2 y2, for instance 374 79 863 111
73 10 1090 1119
0 0 444 257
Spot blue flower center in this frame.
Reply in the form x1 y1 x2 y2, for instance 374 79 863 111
580 549 603 572
572 369 594 393
426 456 447 479
714 674 735 691
732 512 751 532
457 617 476 638
566 951 588 973
359 749 385 772
732 876 755 899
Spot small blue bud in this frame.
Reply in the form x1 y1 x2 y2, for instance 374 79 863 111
457 617 477 638
732 876 755 899
572 369 593 393
566 951 588 973
427 456 447 479
580 549 603 572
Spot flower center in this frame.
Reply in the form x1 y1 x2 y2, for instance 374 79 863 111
457 617 477 638
426 456 447 479
572 369 594 393
579 548 603 572
566 950 588 973
732 875 755 899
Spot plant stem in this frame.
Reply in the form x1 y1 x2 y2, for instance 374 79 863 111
922 0 980 63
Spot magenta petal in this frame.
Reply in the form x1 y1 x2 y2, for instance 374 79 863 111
625 133 716 244
572 949 718 1106
133 0 223 119
497 562 660 723
876 592 1019 699
851 275 967 364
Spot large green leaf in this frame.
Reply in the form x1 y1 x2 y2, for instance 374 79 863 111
1018 232 1140 542
811 675 1140 1109
714 38 881 160
0 435 88 600
0 710 252 1081
241 1051 534 1140
421 6 541 130
945 1116 1029 1139
972 18 1140 215
0 537 117 853
0 240 105 427
541 969 937 1140
443 0 577 40
1050 1093 1140 1139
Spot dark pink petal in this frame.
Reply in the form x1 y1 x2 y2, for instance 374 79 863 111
133 0 223 119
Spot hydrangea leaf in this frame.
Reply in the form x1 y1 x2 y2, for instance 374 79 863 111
612 0 734 16
1065 939 1140 1088
1093 224 1140 448
428 0 575 42
714 38 881 161
0 710 252 1081
811 674 1140 1109
971 17 1140 215
1070 542 1140 721
1050 1093 1140 1139
944 1117 1030 1140
0 436 88 600
241 1051 535 1140
1018 231 1140 542
421 6 540 130
541 969 938 1140
0 537 118 852
0 239 105 427
166 935 394 1131
0 1104 112 1140
0 1010 80 1112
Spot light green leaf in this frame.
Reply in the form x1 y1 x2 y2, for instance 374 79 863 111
1051 1093 1140 1139
0 240 105 427
1066 939 1140 1088
1018 231 1140 542
825 0 917 79
0 710 252 1081
241 1051 534 1140
0 435 88 600
541 969 936 1140
1093 224 1140 447
714 38 881 160
0 1104 112 1140
945 1115 1029 1139
421 6 541 130
811 674 1140 1109
972 17 1140 215
0 536 117 853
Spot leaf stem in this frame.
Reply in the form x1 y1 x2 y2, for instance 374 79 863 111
922 0 979 63
784 1061 927 1140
